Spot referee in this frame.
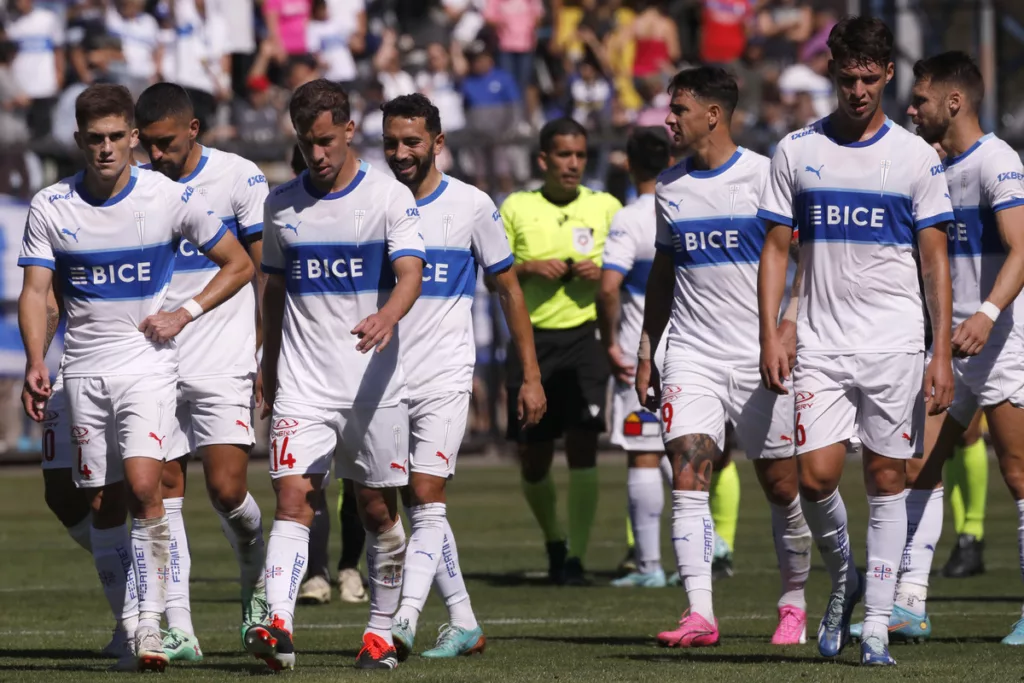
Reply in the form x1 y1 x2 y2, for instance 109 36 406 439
501 118 622 585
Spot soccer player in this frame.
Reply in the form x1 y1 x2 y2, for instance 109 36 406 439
381 93 546 659
133 82 269 659
757 18 955 665
250 79 426 671
501 118 622 585
635 66 811 648
18 83 254 671
855 50 1024 645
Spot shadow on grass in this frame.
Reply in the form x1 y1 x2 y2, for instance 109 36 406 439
491 634 653 647
606 652 860 666
0 649 109 660
928 595 1023 604
463 569 619 587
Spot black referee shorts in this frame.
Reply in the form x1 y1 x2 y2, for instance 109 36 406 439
506 321 610 444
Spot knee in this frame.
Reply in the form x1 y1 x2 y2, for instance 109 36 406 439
763 477 799 507
408 475 446 507
91 484 128 529
667 434 718 491
519 443 553 483
205 471 247 512
999 458 1024 499
865 459 907 496
357 487 398 534
160 459 186 498
43 470 90 527
274 481 318 526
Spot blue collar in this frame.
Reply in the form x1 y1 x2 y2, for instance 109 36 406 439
302 161 369 199
75 165 139 207
178 145 211 183
416 174 449 207
944 133 994 167
686 148 744 179
821 116 892 148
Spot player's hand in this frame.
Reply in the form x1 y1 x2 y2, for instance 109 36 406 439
571 259 601 282
139 308 192 343
635 358 660 411
352 310 398 353
607 345 636 384
760 334 791 395
527 259 570 280
923 353 954 416
951 312 993 358
22 361 51 422
777 319 797 369
518 377 547 428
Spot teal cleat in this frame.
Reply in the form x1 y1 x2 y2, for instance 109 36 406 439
241 582 269 648
421 624 486 658
162 627 203 662
861 635 897 666
392 617 415 661
851 605 931 643
711 534 734 579
1001 617 1024 645
667 571 681 587
611 568 667 588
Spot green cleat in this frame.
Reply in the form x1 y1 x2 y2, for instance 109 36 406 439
421 624 486 658
162 627 203 662
241 582 270 648
392 617 415 662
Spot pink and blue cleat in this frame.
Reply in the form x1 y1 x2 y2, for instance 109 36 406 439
656 610 719 648
771 605 807 645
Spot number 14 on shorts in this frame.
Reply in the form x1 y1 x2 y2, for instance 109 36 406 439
271 436 296 471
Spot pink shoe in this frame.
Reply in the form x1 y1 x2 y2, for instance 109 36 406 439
656 610 719 648
771 605 807 645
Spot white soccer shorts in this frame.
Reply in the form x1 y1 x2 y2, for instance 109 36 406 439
793 352 924 459
168 375 256 459
63 373 179 487
40 372 73 470
942 327 1024 428
268 399 410 488
409 391 470 478
610 380 664 453
660 358 795 459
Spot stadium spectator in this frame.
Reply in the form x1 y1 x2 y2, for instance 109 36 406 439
4 0 64 138
263 0 311 62
483 0 544 96
104 0 162 95
754 0 813 66
373 29 416 102
65 0 107 86
461 41 524 193
231 75 286 144
778 41 833 119
0 40 30 146
415 41 467 133
568 53 612 131
218 0 259 97
307 0 359 87
172 0 230 134
50 34 130 148
699 0 753 65
630 1 680 80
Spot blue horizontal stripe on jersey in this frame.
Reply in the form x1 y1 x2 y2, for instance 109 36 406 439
948 206 1003 257
15 36 55 52
55 241 175 300
795 189 915 246
421 247 476 299
173 216 237 272
623 259 652 295
664 216 764 268
284 241 396 295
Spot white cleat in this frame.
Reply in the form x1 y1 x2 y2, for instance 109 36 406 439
102 627 129 658
338 568 368 603
135 627 169 672
297 575 331 605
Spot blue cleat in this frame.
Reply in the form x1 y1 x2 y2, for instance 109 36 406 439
391 618 415 662
421 624 486 658
1001 617 1024 645
611 569 667 588
817 571 864 658
850 605 931 643
861 635 897 666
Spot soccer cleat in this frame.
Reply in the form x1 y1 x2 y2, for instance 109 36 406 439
564 556 591 586
1001 617 1024 645
162 627 204 662
850 605 931 643
711 534 734 579
942 534 985 578
667 570 681 587
421 623 486 658
617 546 638 576
136 627 169 672
817 571 864 658
244 615 296 671
355 632 399 669
297 574 331 605
102 627 129 658
546 540 568 585
771 605 807 645
241 582 269 647
338 567 368 603
610 568 667 588
108 633 137 672
657 610 720 648
391 617 415 662
861 635 897 665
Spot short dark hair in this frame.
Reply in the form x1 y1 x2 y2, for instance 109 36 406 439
913 50 985 112
75 83 135 131
827 15 894 68
627 126 671 181
381 93 442 136
668 66 739 118
539 117 587 153
289 79 351 133
290 143 307 175
135 82 194 128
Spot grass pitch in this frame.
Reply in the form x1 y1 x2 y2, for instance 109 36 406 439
0 455 1022 681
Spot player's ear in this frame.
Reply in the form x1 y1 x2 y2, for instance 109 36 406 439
706 103 721 130
885 61 895 84
537 151 549 173
189 118 200 141
948 90 962 117
129 128 139 149
433 131 445 155
344 118 356 144
73 130 83 153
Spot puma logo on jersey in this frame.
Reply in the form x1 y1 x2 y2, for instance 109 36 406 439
804 165 824 180
61 227 81 243
667 199 682 212
902 432 912 442
236 420 250 434
780 434 793 442
283 221 301 234
148 432 165 448
390 461 407 474
436 451 450 466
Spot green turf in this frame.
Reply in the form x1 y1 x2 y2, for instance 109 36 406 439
1 457 1022 681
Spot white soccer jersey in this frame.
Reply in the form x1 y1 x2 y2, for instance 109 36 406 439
602 193 656 360
401 175 514 398
161 146 267 380
262 162 426 407
758 117 955 354
943 133 1024 329
105 7 160 80
655 148 770 365
18 166 227 378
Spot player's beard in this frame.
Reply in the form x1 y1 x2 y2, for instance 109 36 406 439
391 151 434 190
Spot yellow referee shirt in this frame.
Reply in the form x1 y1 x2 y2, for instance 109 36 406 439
501 187 622 330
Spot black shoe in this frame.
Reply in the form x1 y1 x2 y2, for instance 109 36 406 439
942 534 985 578
564 557 591 586
617 546 638 577
355 633 399 670
244 617 296 671
546 540 568 584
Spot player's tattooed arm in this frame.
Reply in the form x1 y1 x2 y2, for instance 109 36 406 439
667 434 720 492
43 285 62 356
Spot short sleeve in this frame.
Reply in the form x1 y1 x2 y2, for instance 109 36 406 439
500 197 519 261
757 142 796 227
232 163 270 240
602 209 637 275
50 12 65 48
981 145 1024 214
911 145 955 231
470 191 514 274
260 202 285 275
177 185 229 252
17 200 55 270
386 183 426 262
654 191 673 254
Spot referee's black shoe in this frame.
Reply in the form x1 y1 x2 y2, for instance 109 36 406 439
942 534 985 578
564 557 591 586
546 540 567 584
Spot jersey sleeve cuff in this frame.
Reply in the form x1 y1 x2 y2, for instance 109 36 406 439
602 262 630 275
756 208 794 227
261 263 285 275
17 256 55 270
483 253 515 274
993 197 1024 213
914 211 955 231
199 223 228 253
240 222 264 238
390 249 427 262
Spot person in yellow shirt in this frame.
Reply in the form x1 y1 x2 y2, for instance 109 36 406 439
501 118 622 585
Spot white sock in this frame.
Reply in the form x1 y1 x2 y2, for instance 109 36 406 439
863 491 908 642
671 490 714 622
659 455 674 486
91 524 139 636
365 519 407 644
67 515 92 552
264 520 310 634
896 487 942 616
770 497 812 611
801 490 856 597
434 518 478 630
131 515 170 633
393 503 445 632
628 468 664 574
163 497 194 635
216 492 266 590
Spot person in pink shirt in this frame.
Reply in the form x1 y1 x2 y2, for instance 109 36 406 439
263 0 311 61
483 0 543 95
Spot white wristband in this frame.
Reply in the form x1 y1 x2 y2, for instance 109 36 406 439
182 298 204 321
978 301 1001 323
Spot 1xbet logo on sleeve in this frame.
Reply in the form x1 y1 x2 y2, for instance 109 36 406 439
997 171 1024 182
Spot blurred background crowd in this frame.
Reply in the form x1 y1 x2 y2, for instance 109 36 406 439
0 0 1022 456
